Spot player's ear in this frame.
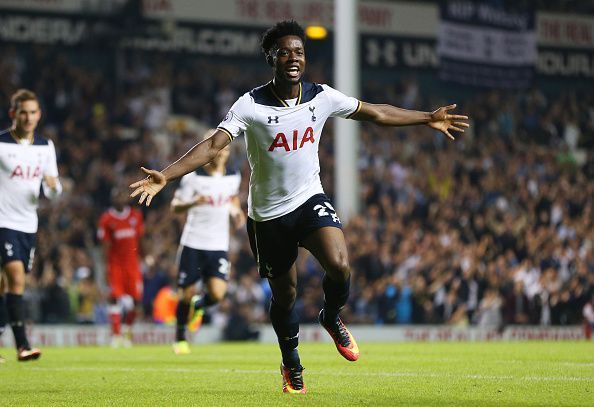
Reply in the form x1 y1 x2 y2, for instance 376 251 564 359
8 109 15 120
266 52 274 67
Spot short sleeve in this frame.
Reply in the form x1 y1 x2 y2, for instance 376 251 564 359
217 93 254 140
173 174 196 203
322 84 361 119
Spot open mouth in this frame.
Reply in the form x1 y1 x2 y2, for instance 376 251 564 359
286 66 300 79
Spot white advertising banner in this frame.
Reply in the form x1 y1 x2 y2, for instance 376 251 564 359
437 2 537 88
438 23 536 66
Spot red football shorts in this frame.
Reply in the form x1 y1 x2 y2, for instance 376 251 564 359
107 261 143 301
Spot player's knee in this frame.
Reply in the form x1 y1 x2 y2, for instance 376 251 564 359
180 289 194 303
209 291 225 303
325 255 350 281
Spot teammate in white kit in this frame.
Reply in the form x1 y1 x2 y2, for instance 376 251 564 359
0 89 62 361
172 131 245 355
131 21 469 393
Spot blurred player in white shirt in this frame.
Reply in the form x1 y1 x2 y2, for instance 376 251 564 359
171 132 244 355
0 89 62 361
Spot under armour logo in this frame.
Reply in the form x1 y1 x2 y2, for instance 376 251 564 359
309 106 316 122
268 116 279 124
264 263 273 277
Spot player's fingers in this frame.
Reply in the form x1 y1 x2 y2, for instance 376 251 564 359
450 125 465 132
451 114 469 120
445 130 455 140
139 192 147 204
129 180 145 189
146 194 153 207
454 121 470 127
142 167 160 179
130 186 144 197
444 103 457 111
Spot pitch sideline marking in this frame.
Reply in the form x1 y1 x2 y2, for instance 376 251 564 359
25 366 594 382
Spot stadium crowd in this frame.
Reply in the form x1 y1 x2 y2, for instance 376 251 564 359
0 43 592 333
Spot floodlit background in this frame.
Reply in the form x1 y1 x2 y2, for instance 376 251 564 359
0 0 592 344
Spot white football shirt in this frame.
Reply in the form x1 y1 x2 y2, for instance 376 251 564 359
174 168 241 251
217 82 360 221
0 129 61 233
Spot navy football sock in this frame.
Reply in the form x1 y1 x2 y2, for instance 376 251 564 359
6 293 29 349
175 299 190 342
322 274 350 322
270 299 300 368
193 293 217 310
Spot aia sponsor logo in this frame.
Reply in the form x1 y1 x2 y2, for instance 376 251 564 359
10 165 41 179
268 127 315 152
202 195 232 207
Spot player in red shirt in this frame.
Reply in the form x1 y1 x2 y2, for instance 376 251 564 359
98 187 144 347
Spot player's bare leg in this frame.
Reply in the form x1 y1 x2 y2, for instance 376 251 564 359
173 285 196 354
120 295 136 348
108 296 123 348
302 227 359 361
4 261 41 361
268 264 306 393
0 273 7 363
189 277 227 333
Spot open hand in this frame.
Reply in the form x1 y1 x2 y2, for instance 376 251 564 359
129 167 167 206
427 104 469 140
43 175 57 189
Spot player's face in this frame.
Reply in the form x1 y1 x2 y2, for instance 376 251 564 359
271 35 305 84
11 100 41 134
111 189 129 209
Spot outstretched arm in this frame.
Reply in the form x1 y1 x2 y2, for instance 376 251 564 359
171 195 209 213
351 102 469 140
130 130 231 206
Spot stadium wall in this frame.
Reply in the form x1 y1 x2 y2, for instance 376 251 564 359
0 325 585 347
1 1 592 81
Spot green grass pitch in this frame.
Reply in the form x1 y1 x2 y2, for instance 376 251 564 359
1 342 592 406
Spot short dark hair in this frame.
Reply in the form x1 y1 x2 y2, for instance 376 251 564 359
10 89 38 111
261 20 306 55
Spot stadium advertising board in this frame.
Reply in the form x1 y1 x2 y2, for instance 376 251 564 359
120 24 263 55
0 0 125 14
437 2 537 88
141 0 594 78
1 1 592 78
0 325 585 346
537 12 594 77
362 36 437 69
0 14 89 44
141 0 436 38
